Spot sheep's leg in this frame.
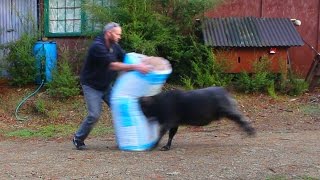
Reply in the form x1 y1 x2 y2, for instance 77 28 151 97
225 111 256 135
149 126 168 151
160 127 178 151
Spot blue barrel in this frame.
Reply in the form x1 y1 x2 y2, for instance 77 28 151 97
33 41 57 84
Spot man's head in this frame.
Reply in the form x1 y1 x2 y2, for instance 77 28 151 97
103 22 122 44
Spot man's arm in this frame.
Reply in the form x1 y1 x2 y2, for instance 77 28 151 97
109 62 151 74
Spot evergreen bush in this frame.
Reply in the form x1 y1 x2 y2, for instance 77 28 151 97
46 47 80 99
5 34 38 86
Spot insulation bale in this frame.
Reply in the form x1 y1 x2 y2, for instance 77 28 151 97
110 52 172 151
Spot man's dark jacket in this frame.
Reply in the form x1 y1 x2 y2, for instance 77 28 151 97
80 35 125 91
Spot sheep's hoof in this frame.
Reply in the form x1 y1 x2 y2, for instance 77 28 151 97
160 145 170 151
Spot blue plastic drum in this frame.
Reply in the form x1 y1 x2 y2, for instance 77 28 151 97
33 41 57 84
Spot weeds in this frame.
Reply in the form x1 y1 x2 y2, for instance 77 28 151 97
267 80 277 98
181 76 194 90
34 99 47 114
47 109 60 120
284 74 309 96
301 104 320 117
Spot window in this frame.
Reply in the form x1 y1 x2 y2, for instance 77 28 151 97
44 0 111 37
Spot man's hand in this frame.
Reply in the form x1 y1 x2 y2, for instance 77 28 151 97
133 63 152 74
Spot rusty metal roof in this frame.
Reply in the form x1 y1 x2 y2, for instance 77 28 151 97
202 17 304 47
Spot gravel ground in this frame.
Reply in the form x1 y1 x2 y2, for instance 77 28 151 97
1 128 320 179
1 86 319 179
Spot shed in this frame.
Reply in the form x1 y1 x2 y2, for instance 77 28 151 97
202 17 304 73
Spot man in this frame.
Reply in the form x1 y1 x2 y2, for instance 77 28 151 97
73 22 151 150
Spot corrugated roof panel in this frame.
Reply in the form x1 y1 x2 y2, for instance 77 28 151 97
212 18 224 46
263 18 279 46
202 17 304 47
232 18 243 46
255 18 269 46
239 17 249 46
281 19 296 45
218 18 229 46
241 17 255 46
203 19 211 45
247 17 261 47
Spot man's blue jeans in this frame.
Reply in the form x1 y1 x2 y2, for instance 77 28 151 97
74 85 110 141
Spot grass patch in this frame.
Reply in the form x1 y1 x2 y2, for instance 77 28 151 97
301 104 320 116
265 175 287 180
5 124 76 138
90 124 114 136
4 123 114 139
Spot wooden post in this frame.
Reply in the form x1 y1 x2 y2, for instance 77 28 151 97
305 54 320 91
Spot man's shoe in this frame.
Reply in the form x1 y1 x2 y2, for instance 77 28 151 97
72 137 86 150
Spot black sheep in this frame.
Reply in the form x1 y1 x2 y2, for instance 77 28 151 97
139 87 256 151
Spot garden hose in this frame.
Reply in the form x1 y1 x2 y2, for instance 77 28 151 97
15 79 45 121
15 43 46 121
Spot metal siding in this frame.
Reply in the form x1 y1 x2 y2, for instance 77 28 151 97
203 17 304 47
0 0 37 45
0 0 10 44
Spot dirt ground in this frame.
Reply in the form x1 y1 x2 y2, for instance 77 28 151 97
0 83 320 179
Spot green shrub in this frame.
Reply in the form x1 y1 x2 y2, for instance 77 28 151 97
5 34 38 86
234 56 274 93
283 72 309 96
46 47 80 99
234 55 309 96
174 38 232 89
235 71 275 93
235 72 252 93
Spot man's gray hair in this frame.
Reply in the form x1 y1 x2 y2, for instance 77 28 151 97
103 22 120 33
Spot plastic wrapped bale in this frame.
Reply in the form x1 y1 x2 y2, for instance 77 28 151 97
110 52 172 151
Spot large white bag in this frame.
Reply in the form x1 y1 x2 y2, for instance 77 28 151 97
110 53 172 151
